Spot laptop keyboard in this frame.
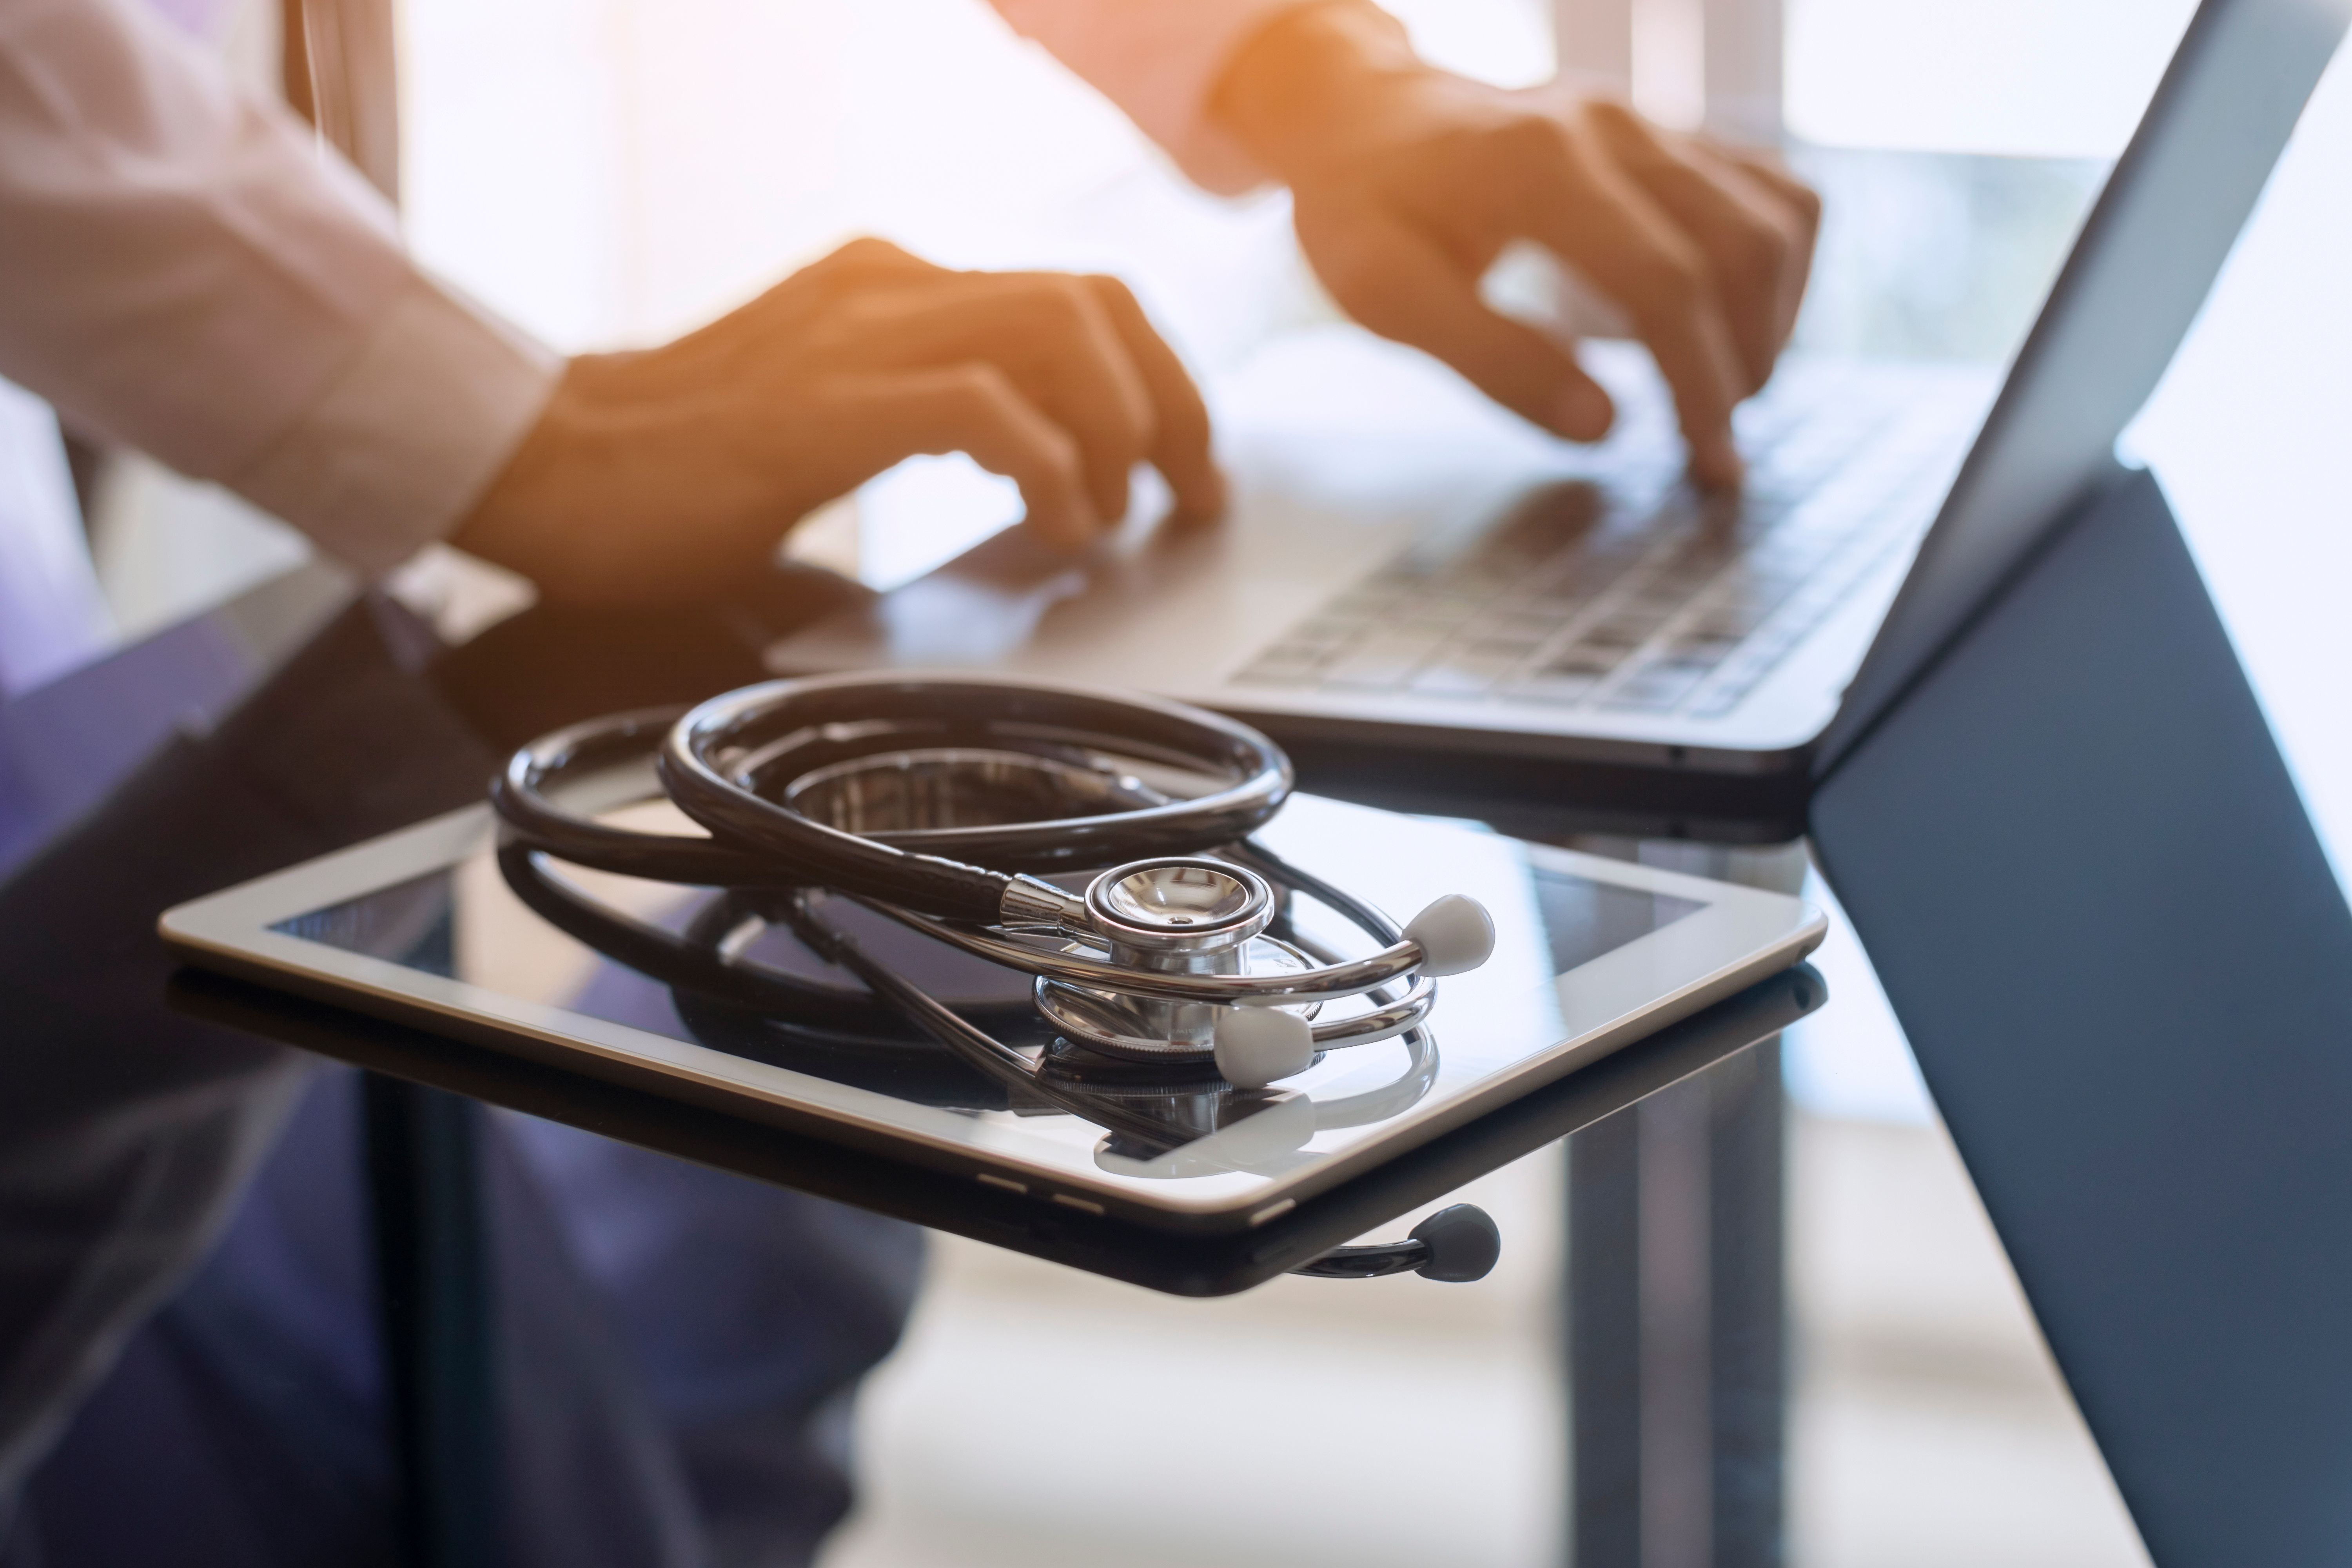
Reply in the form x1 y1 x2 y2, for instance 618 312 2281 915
1229 375 1982 719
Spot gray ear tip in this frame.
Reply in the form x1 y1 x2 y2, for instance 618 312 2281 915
1212 1005 1314 1089
1409 1203 1502 1282
1403 893 1496 977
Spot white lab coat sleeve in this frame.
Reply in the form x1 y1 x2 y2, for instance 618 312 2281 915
0 0 561 577
987 0 1314 194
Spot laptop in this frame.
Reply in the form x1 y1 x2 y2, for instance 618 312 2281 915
771 0 2347 823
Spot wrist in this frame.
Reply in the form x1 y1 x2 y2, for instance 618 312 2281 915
1210 2 1438 186
448 356 599 575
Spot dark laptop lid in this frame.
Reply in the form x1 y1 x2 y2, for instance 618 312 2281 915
1810 462 2352 1561
1814 0 2352 775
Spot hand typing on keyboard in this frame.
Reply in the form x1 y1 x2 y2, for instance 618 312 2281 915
1233 371 1984 719
1210 2 1820 492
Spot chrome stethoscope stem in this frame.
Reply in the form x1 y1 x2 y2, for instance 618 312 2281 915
864 898 1436 1010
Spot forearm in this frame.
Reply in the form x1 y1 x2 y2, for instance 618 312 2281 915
0 0 558 576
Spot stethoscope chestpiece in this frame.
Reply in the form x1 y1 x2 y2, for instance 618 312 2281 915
1027 857 1323 1083
1082 858 1275 968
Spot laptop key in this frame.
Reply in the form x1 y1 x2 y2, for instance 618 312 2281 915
1604 660 1709 711
1663 633 1742 668
1231 659 1322 688
1321 628 1451 690
1505 673 1597 705
1466 638 1552 668
1287 615 1370 646
1571 610 1646 643
1684 604 1768 640
1412 651 1524 697
1492 610 1563 640
1554 637 1633 670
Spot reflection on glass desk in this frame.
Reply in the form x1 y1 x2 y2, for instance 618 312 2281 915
169 780 1820 1294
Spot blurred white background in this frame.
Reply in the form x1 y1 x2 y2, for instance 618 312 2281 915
64 0 2352 1561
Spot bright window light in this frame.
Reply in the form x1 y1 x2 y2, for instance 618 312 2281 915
1786 0 2201 157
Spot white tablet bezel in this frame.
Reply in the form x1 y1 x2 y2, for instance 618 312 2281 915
161 804 1823 1231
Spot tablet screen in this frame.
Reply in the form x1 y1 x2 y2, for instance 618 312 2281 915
174 792 1810 1216
276 861 1702 1053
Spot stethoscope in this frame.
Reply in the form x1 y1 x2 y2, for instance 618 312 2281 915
491 672 1503 1281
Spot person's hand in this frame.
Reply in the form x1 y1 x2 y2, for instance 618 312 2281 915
1212 2 1819 488
452 239 1222 605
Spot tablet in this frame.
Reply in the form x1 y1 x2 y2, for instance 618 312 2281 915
162 793 1822 1233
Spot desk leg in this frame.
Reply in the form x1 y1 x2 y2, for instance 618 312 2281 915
1567 1041 1786 1568
1562 837 1800 1568
363 1074 501 1568
1708 1040 1787 1565
1568 1103 1644 1565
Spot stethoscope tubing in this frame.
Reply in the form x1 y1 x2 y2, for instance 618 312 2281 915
656 673 1294 920
497 842 1033 1040
493 708 786 887
496 677 1295 904
499 841 1437 1133
492 679 1433 1008
770 891 1219 1149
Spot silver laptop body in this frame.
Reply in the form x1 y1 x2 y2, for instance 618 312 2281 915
773 0 2342 793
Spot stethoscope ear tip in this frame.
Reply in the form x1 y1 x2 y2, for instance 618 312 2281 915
1408 1203 1503 1282
1212 1005 1316 1089
1403 893 1497 978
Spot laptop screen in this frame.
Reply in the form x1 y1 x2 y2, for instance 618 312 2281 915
1815 0 2352 773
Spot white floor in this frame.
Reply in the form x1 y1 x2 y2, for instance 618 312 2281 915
821 1152 1564 1568
818 1113 2150 1568
1786 1117 2146 1568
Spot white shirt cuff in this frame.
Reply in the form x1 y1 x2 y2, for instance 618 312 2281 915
226 278 562 578
992 0 1313 195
